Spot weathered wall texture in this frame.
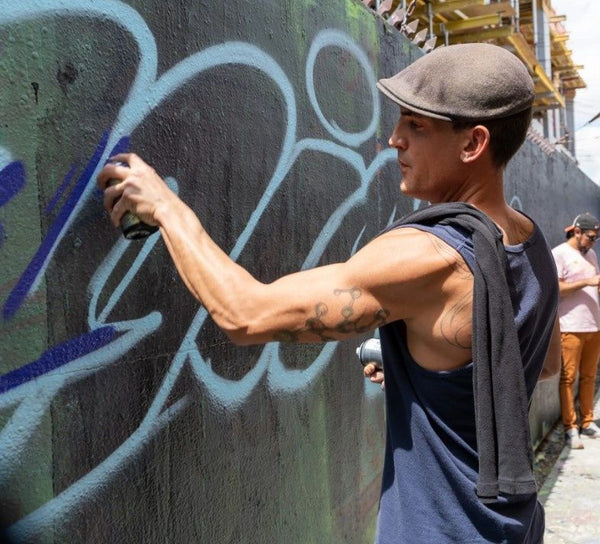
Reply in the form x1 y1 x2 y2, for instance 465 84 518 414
1 1 599 543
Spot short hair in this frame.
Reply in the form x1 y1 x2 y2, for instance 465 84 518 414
451 108 532 168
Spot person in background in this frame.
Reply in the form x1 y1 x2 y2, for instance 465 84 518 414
552 213 600 449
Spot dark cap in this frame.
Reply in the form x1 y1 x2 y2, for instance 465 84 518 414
377 43 534 121
565 212 600 233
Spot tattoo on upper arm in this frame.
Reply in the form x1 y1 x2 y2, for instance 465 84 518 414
273 287 390 343
428 233 473 348
440 292 472 349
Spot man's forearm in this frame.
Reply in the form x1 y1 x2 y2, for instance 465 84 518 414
558 279 594 297
155 197 265 341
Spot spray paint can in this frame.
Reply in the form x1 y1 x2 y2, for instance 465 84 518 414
107 179 159 240
355 338 382 367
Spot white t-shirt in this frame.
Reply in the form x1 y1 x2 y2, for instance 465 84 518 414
552 242 600 332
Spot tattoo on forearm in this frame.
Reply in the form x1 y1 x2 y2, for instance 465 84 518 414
273 287 390 343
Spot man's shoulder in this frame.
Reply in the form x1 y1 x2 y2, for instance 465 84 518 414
368 225 469 275
375 226 474 288
379 223 469 252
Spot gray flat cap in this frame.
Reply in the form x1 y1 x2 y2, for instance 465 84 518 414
377 43 534 121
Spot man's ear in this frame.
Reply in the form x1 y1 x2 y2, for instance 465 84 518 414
460 125 490 163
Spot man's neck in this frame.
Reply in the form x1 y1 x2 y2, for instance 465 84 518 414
453 170 533 245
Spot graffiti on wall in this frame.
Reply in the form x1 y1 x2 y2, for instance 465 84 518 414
0 1 397 539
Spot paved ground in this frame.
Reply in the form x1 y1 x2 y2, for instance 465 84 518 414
539 395 600 543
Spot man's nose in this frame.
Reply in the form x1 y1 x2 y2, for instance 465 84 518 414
388 127 407 149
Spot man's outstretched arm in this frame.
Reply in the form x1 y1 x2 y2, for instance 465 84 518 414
98 153 460 346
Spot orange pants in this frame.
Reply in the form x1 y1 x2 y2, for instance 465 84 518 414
559 331 600 429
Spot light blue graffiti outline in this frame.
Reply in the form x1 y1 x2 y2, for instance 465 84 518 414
306 29 380 148
1 3 395 539
0 147 12 169
510 195 523 210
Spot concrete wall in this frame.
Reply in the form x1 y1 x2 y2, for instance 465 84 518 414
1 1 599 542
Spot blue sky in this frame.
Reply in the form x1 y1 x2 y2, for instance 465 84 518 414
552 0 600 183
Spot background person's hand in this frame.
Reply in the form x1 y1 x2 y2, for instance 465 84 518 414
587 274 600 287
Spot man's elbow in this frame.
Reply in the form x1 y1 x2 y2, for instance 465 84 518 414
225 328 257 346
215 318 253 345
218 315 267 346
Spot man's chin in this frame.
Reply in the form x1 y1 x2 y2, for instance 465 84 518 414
399 182 415 196
400 184 433 203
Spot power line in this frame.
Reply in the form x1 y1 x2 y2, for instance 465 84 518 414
575 111 600 131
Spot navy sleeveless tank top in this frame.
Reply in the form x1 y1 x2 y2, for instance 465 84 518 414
376 221 557 544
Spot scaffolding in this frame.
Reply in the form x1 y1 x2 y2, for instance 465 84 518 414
363 0 586 156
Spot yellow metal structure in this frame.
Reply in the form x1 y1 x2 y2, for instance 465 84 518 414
376 0 586 114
